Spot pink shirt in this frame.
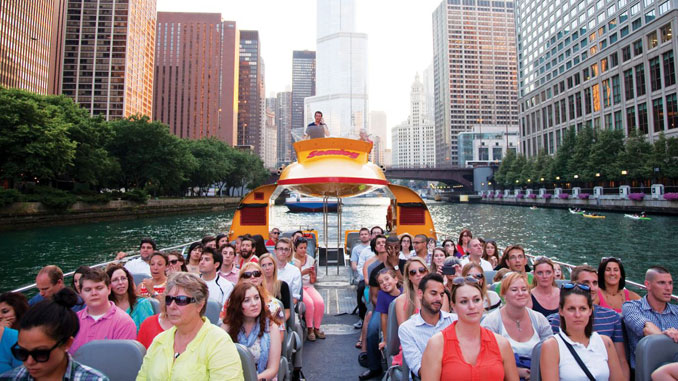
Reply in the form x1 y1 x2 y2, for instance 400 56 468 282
71 301 137 354
219 267 239 284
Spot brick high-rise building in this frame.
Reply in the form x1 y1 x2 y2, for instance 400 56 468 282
153 13 239 144
432 0 518 166
291 50 316 142
238 30 265 157
61 0 156 120
0 0 67 94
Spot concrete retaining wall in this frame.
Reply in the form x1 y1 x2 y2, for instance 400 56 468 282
480 197 678 215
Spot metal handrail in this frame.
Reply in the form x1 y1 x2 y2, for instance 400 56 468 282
11 239 200 294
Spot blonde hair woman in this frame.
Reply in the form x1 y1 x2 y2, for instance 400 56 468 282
259 253 291 323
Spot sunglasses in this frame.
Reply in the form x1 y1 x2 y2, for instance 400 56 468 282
11 340 64 362
272 231 280 235
601 257 622 263
561 283 591 292
165 295 197 306
469 273 485 279
408 267 428 276
451 276 480 285
169 259 179 265
242 270 262 279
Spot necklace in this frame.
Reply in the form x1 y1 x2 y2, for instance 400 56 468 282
515 318 522 332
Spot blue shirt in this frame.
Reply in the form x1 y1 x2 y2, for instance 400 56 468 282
28 293 85 312
351 243 369 264
0 354 108 380
0 328 21 374
375 290 400 314
547 304 624 343
398 310 458 378
622 296 678 368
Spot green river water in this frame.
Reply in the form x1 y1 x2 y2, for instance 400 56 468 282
1 199 677 292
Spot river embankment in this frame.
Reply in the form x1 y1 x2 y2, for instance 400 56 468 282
0 197 240 231
479 197 678 215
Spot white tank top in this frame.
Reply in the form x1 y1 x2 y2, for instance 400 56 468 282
556 331 610 381
499 319 540 357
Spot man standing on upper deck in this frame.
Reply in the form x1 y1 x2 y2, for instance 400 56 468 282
623 266 678 372
460 238 493 272
304 111 329 139
115 238 156 278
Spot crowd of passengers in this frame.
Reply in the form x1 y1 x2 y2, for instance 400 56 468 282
350 226 678 381
0 230 323 380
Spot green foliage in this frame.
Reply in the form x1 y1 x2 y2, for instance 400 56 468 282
186 138 235 194
76 193 114 204
22 186 76 210
120 189 149 203
494 149 515 186
0 189 22 207
568 126 596 182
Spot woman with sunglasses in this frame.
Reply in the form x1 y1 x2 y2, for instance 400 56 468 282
395 258 447 326
483 241 501 268
1 288 107 379
137 272 243 380
528 257 560 317
421 277 519 381
597 257 640 313
399 234 415 259
292 237 325 341
106 264 154 332
461 263 501 314
430 247 448 276
456 229 473 257
185 242 202 274
481 272 553 380
166 251 188 274
222 283 282 381
540 283 624 381
234 262 286 337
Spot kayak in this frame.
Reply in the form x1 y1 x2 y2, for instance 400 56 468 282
569 208 585 214
624 214 652 220
583 214 605 219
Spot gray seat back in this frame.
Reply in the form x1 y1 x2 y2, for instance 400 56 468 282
236 343 259 381
148 297 161 314
530 340 543 381
555 279 569 287
386 300 401 358
73 340 146 381
484 270 497 284
131 272 148 287
635 334 678 381
205 299 222 324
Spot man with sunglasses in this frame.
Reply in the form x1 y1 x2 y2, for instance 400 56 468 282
623 266 678 371
546 265 631 380
70 268 136 354
411 234 431 266
199 247 234 309
266 228 281 246
399 273 458 380
460 238 493 272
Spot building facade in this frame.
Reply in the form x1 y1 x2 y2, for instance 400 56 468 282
305 0 369 138
432 0 519 166
275 91 293 165
517 0 678 157
392 75 437 168
238 30 265 158
62 0 156 120
369 111 387 165
153 13 239 144
0 0 67 94
457 125 520 166
291 50 316 142
264 103 277 169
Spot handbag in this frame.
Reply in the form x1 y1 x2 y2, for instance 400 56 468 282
558 333 596 381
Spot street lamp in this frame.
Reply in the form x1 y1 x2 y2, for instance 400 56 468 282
540 177 544 182
556 176 560 180
574 174 579 179
621 170 628 175
595 173 600 177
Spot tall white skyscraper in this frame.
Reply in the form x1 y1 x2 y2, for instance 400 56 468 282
305 0 369 138
392 74 436 168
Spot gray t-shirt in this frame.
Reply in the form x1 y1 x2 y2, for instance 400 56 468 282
306 123 326 138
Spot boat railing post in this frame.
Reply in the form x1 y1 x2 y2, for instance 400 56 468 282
323 195 329 276
337 197 342 275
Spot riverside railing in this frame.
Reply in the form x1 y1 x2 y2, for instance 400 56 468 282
434 230 678 302
11 239 200 294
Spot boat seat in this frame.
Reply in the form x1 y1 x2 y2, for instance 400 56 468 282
555 279 569 287
205 299 222 325
236 343 259 381
384 300 411 380
148 297 160 314
279 356 289 381
635 334 678 381
484 270 497 284
73 339 146 381
530 340 543 381
131 272 148 287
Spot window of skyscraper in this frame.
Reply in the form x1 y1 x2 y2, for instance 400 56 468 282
609 18 618 30
620 11 629 23
659 1 670 14
663 50 676 86
611 52 619 67
666 93 678 129
650 56 662 91
631 3 641 14
621 26 630 37
610 33 619 44
638 102 649 133
632 18 642 30
644 0 653 6
661 23 673 42
653 97 665 132
624 69 635 100
623 45 632 61
627 106 637 134
633 39 643 55
648 31 659 49
615 110 623 129
603 79 612 106
619 0 628 7
636 63 647 96
613 75 622 104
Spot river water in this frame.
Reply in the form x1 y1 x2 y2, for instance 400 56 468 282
1 198 677 292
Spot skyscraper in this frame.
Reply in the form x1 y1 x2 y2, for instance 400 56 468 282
516 0 678 156
305 0 368 138
291 50 316 142
0 0 67 95
238 30 265 156
153 13 239 144
370 111 387 165
392 74 436 168
61 0 156 120
432 0 518 166
275 91 293 165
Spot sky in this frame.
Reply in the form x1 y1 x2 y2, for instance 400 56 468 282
157 0 443 147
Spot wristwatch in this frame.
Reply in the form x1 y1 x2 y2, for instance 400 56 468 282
394 265 399 271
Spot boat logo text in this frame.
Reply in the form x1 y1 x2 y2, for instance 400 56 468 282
306 149 359 159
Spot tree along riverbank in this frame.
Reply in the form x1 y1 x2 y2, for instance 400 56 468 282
0 198 240 231
480 197 678 215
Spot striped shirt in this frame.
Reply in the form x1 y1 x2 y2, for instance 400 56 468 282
622 296 678 368
0 355 108 380
547 304 624 342
398 310 458 378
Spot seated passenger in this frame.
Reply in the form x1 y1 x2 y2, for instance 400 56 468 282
106 265 154 332
430 247 447 276
260 253 292 323
222 283 282 381
216 234 229 249
441 257 462 287
553 263 565 280
400 234 416 259
455 229 472 257
528 256 560 317
292 238 325 341
481 272 552 380
136 299 173 349
201 235 217 250
483 240 501 268
0 325 21 373
199 247 234 308
421 276 518 381
0 292 29 329
70 268 136 354
274 238 302 304
652 363 678 380
494 244 533 277
136 252 169 301
219 244 239 284
460 239 494 272
547 265 630 380
597 257 640 313
374 269 402 351
623 266 678 371
166 251 187 274
137 272 243 380
116 238 156 278
265 228 280 247
28 265 85 312
231 262 285 336
540 283 624 381
0 288 107 379
399 273 457 379
461 263 501 314
71 266 90 295
185 242 202 274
